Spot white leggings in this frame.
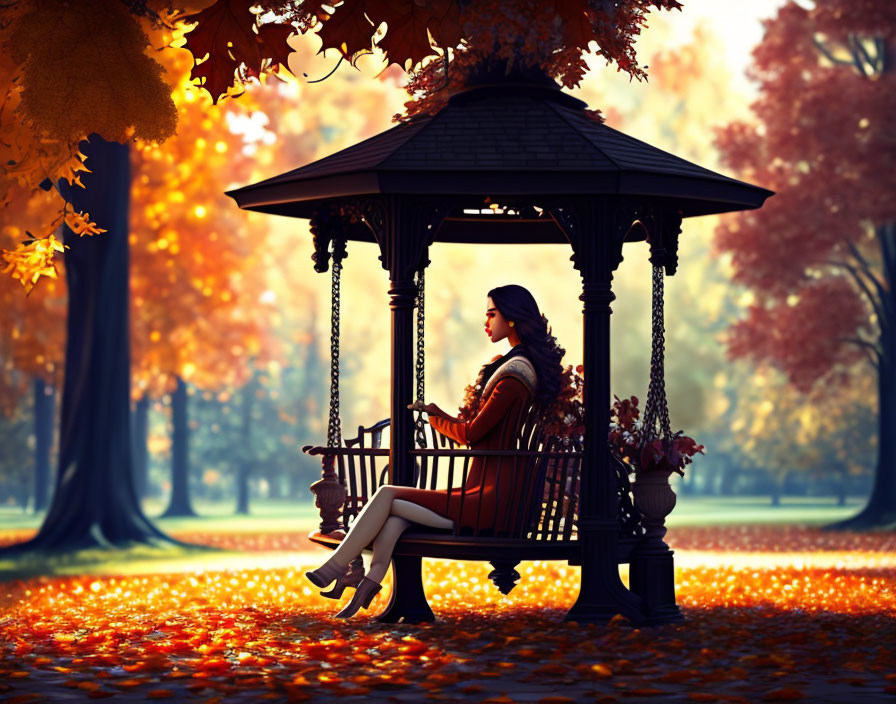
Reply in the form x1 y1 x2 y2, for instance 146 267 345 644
325 485 455 584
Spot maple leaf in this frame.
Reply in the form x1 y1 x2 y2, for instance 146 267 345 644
555 0 595 52
180 0 296 104
426 0 463 50
315 0 376 63
1 234 66 292
374 1 441 69
65 211 107 237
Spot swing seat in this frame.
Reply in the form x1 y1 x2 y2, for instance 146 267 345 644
305 406 644 601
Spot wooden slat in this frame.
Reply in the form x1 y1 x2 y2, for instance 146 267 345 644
548 452 572 541
357 425 370 506
317 418 623 551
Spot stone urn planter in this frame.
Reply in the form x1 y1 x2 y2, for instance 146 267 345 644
631 469 677 546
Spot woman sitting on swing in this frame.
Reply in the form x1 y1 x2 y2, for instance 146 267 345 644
305 284 565 618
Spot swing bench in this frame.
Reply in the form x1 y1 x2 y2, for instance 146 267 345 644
305 413 643 594
226 70 773 624
302 249 660 622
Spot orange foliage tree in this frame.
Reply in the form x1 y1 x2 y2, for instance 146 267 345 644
0 1 178 289
0 187 66 511
129 37 286 517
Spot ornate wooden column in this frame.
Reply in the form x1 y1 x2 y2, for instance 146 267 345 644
351 196 444 487
354 196 447 622
550 198 644 625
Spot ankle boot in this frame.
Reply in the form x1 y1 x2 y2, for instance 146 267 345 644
335 577 382 618
305 558 347 589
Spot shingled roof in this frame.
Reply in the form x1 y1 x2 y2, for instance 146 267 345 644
227 81 772 239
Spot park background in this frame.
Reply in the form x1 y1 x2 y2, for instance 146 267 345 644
1 1 893 702
1 0 875 521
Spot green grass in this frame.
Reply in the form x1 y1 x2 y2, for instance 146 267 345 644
1 495 866 533
0 542 230 581
0 495 870 581
0 498 321 533
0 500 323 580
667 495 866 527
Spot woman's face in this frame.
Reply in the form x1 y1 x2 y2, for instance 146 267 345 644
485 296 512 343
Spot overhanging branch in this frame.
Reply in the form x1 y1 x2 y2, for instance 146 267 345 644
844 238 888 302
825 258 887 330
847 35 871 77
836 336 881 370
813 36 862 73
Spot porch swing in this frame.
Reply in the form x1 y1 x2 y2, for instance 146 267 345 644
304 224 675 619
227 69 772 624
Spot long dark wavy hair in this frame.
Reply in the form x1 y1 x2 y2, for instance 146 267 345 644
487 284 565 407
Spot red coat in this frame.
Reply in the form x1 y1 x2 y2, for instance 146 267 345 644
392 369 536 536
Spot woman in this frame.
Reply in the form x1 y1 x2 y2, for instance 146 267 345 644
306 284 565 618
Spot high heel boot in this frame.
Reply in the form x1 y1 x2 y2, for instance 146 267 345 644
305 557 348 589
335 577 382 618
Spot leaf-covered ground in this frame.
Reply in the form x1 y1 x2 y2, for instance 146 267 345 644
0 526 894 702
3 524 894 553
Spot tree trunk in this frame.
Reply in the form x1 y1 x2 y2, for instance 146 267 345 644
162 377 195 517
266 469 282 499
132 393 150 500
2 136 172 553
828 222 896 529
678 463 695 496
235 374 255 515
770 471 784 507
33 378 54 513
288 471 304 499
719 460 738 496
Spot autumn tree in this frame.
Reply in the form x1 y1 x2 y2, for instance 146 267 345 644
0 3 184 551
0 187 67 511
715 1 896 528
129 36 286 518
174 0 682 113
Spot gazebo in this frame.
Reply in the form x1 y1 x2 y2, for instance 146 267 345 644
227 70 772 625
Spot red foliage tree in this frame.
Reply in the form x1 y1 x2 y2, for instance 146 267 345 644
714 1 896 528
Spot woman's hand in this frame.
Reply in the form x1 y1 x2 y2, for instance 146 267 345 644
408 401 454 421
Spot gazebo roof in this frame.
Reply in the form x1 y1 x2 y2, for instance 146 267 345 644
227 80 772 243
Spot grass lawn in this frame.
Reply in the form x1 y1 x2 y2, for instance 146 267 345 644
0 494 868 534
0 496 878 582
0 498 322 533
667 495 866 527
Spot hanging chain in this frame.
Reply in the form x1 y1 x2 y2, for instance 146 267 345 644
326 240 346 448
642 263 672 441
413 267 427 448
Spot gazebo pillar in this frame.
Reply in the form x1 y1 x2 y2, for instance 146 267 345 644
367 196 444 623
552 199 644 624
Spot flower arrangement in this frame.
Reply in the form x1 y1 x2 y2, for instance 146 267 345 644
541 364 585 438
539 367 704 476
608 395 704 477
